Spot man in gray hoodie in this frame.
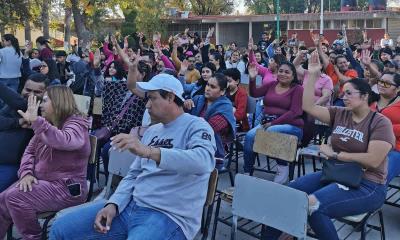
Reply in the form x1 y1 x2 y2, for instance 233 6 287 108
50 74 216 240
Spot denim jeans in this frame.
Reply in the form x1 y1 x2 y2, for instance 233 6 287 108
387 150 400 185
0 77 20 109
264 172 386 240
0 164 19 193
243 124 303 173
50 200 186 240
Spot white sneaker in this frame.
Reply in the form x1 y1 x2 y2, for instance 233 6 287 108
274 165 289 184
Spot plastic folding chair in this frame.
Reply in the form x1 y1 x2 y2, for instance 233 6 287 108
230 174 308 240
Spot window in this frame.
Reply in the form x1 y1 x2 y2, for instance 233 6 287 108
295 21 302 29
303 21 309 29
289 21 294 30
366 19 382 28
324 21 331 29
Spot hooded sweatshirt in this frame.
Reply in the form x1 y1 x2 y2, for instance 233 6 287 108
18 115 91 183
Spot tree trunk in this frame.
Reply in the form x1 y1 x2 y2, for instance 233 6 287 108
42 0 50 39
24 21 31 41
64 7 72 51
70 0 91 48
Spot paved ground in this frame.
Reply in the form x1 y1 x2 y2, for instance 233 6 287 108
6 153 400 240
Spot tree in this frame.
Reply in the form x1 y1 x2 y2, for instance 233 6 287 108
70 0 93 48
245 0 274 14
42 0 50 39
189 0 234 15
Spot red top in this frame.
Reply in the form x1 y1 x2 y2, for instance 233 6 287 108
371 99 400 151
326 63 358 92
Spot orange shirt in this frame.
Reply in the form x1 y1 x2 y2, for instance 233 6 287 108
371 100 400 151
326 63 358 92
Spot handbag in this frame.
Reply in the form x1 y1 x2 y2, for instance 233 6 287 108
320 112 377 188
94 94 137 141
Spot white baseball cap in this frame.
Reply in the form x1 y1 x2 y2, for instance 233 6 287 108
136 74 185 102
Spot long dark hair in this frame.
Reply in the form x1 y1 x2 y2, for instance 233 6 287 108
211 52 226 70
36 36 51 49
279 61 300 86
104 61 126 80
2 34 21 57
197 62 216 87
43 59 60 81
348 78 376 105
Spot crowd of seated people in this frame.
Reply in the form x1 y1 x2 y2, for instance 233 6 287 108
0 27 399 240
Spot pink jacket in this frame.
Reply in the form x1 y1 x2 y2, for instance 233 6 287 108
249 50 277 86
18 115 91 182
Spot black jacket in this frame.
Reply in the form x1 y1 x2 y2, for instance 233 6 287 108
0 83 33 165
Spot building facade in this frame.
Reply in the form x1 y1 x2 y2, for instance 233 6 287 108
166 10 400 47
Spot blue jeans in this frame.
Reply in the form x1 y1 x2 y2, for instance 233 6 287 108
50 200 186 240
243 124 303 173
264 172 386 240
387 150 400 185
0 164 19 193
0 77 20 109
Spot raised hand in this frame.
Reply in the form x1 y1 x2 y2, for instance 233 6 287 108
308 50 322 76
248 63 258 79
93 48 101 68
17 95 40 124
110 35 118 46
361 49 371 66
180 60 189 75
207 27 215 38
248 37 254 51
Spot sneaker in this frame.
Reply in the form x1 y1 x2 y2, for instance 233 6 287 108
274 165 289 184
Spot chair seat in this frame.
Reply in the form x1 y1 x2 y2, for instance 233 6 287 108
37 211 57 219
342 213 368 223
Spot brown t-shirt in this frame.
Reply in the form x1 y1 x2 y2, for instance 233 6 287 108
329 107 395 184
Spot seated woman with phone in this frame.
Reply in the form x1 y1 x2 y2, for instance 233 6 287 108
0 85 91 240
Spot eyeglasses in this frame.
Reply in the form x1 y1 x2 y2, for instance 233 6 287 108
343 90 361 97
377 80 397 88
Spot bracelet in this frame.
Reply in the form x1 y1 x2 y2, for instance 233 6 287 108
146 146 153 159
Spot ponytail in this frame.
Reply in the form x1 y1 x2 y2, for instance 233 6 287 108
2 34 21 57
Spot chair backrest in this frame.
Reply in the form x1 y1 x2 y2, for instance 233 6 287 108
232 174 308 239
88 135 98 164
73 94 91 115
253 129 298 162
92 97 103 115
108 149 136 178
205 169 218 206
246 96 257 114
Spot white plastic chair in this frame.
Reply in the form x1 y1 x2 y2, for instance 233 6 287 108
231 174 308 240
104 149 136 199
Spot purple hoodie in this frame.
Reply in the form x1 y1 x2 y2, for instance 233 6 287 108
18 115 91 183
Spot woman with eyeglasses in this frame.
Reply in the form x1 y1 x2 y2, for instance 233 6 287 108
0 86 90 240
264 51 395 240
371 73 400 186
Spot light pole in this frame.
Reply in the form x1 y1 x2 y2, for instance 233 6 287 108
276 0 280 41
320 0 324 35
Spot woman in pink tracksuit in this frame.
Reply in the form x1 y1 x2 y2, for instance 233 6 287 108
0 85 91 240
